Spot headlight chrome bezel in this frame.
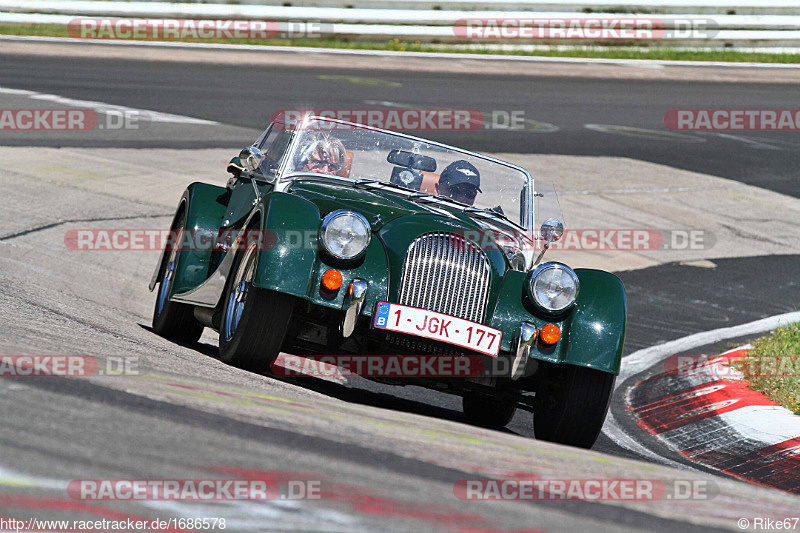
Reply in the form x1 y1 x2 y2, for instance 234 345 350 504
320 210 372 260
528 261 580 314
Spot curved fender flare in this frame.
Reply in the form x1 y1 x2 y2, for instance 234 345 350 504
148 182 228 292
252 192 321 298
562 269 627 375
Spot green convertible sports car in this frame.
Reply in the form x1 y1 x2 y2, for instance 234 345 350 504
150 114 626 449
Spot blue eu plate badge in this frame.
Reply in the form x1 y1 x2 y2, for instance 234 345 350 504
374 302 391 328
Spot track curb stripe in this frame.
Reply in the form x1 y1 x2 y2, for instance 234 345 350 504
627 347 800 494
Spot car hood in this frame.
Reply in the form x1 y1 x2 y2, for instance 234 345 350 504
285 179 485 231
286 178 511 315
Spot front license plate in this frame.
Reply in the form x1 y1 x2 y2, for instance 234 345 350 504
373 302 502 357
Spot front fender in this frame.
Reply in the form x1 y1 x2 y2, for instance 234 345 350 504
253 192 321 297
148 182 229 293
489 268 625 375
563 269 626 374
252 192 391 310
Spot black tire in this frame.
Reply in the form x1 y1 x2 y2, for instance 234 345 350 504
533 364 616 449
152 213 204 343
462 393 517 429
218 241 294 374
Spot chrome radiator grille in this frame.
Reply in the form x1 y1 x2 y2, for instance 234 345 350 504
397 232 491 323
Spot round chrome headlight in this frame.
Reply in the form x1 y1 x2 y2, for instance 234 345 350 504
320 210 371 260
529 262 579 313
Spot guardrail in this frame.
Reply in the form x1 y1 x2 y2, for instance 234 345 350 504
3 0 800 48
8 0 798 15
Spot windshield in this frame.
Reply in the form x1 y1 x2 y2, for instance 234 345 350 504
278 116 534 232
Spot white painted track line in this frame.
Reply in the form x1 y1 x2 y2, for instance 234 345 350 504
0 85 218 125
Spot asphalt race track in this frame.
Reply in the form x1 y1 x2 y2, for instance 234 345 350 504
2 46 800 197
0 42 799 531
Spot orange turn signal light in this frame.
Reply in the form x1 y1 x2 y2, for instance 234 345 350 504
322 269 343 291
540 324 561 345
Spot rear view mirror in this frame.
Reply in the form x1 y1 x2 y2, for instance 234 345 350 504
387 150 436 172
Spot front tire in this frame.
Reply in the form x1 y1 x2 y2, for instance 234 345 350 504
533 364 615 449
218 241 294 374
462 393 517 429
152 213 204 343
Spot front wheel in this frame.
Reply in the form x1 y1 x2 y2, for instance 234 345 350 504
218 241 294 374
152 214 204 343
533 364 615 449
462 393 517 429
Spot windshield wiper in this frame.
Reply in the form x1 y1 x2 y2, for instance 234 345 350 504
355 179 417 195
353 179 381 189
469 207 525 231
408 192 437 203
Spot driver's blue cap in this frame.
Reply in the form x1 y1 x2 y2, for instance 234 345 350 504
439 160 481 192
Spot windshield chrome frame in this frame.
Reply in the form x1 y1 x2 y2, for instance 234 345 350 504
273 115 536 233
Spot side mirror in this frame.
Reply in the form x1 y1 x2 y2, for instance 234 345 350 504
541 218 564 246
533 217 564 267
239 146 264 172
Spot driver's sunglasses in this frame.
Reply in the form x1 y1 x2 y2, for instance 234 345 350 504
307 157 342 172
450 184 478 200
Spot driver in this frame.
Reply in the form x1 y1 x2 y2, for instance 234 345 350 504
435 160 481 206
294 132 346 175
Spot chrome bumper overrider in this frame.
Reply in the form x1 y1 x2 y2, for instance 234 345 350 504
342 279 368 338
512 322 537 381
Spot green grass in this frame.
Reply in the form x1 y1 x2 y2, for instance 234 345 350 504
4 23 800 63
742 322 800 414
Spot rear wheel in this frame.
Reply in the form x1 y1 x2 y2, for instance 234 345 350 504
152 213 204 343
219 241 294 374
462 393 517 429
533 364 615 449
